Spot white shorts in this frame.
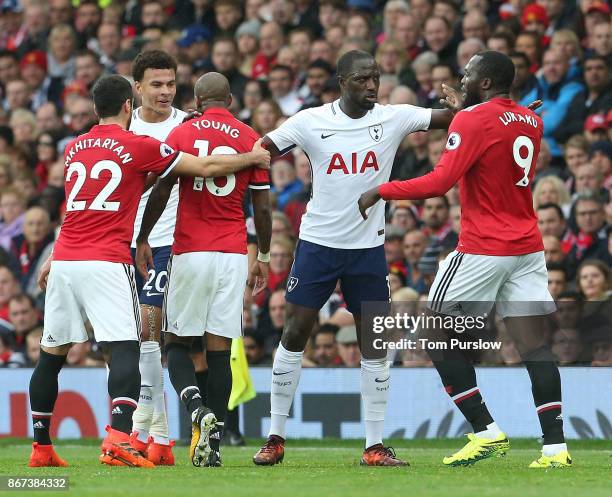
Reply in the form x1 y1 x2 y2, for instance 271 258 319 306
41 261 141 347
427 250 556 318
162 252 247 339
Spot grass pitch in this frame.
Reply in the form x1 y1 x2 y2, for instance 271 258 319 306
0 438 610 497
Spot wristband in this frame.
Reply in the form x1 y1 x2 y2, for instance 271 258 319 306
257 251 270 263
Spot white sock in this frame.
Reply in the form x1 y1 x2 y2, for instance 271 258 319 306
269 343 303 439
132 341 160 441
475 422 503 440
361 359 390 449
543 443 567 456
149 354 170 445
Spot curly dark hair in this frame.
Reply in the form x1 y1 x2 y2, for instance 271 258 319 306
132 50 177 82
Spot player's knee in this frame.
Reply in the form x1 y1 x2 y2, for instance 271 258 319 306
205 333 231 352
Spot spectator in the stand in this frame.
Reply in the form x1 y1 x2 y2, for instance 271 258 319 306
336 325 361 367
214 0 243 35
211 37 249 102
389 204 417 232
66 340 104 367
252 99 283 137
0 266 20 325
550 29 583 81
271 157 303 210
552 328 584 365
515 31 542 73
255 236 294 309
547 262 567 299
567 193 610 274
393 13 422 63
426 129 447 170
65 96 97 136
583 113 608 144
25 327 42 366
257 289 286 353
238 79 269 124
0 333 26 367
34 132 59 192
537 203 568 240
9 109 38 146
74 49 104 90
576 259 610 301
0 187 26 251
268 64 302 116
243 332 271 366
18 1 50 56
487 32 514 55
587 20 611 64
403 229 428 293
543 235 564 264
35 102 66 136
252 21 284 79
313 323 342 367
423 16 455 67
456 38 485 75
300 59 334 110
575 162 606 199
10 207 54 297
47 24 77 83
564 134 590 193
413 51 437 106
589 328 612 367
461 10 488 43
532 175 571 212
557 55 612 143
95 22 121 70
8 293 39 353
590 141 612 188
177 24 212 69
5 79 32 113
510 51 536 102
409 0 433 26
0 51 20 87
521 48 584 160
384 225 405 267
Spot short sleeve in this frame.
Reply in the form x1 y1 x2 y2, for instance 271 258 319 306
135 135 183 178
436 111 485 172
394 104 432 134
249 167 270 190
266 110 309 152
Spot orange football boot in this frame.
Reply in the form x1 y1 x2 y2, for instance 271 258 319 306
29 443 69 467
99 426 154 468
252 435 285 465
360 444 409 466
147 439 175 466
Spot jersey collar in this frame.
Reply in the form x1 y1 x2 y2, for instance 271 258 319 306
201 107 233 119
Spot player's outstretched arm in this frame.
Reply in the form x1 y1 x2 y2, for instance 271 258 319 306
248 189 272 296
174 138 271 178
358 188 382 220
135 174 176 278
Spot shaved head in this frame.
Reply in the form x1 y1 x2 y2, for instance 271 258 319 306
194 72 231 109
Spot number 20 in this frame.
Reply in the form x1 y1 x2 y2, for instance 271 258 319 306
513 136 535 187
193 139 238 196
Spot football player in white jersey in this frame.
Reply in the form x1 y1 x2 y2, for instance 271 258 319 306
128 50 186 466
253 50 461 466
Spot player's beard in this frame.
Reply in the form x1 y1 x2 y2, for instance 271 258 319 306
463 88 481 108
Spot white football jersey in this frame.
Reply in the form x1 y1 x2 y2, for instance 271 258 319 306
267 100 431 249
130 107 187 247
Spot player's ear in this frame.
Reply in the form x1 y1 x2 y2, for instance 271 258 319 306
227 93 233 107
481 77 492 91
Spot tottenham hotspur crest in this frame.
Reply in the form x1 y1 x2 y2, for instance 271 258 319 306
368 123 383 142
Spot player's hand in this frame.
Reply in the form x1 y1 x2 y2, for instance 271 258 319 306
358 188 382 220
440 84 463 114
37 254 52 290
526 99 543 112
247 260 269 296
182 108 202 123
135 240 154 279
251 138 271 170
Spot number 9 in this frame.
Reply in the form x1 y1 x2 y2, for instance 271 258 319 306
513 135 534 187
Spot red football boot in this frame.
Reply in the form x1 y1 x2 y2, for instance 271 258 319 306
99 426 154 468
147 439 175 466
252 435 285 466
29 443 69 467
360 444 409 466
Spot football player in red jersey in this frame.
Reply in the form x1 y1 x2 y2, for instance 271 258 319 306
360 51 571 469
28 75 270 468
135 72 272 468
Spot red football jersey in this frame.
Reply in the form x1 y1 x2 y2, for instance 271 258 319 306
380 98 544 256
54 124 181 263
166 107 269 255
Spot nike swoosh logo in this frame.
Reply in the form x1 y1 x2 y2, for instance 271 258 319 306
146 291 163 297
321 133 336 139
141 385 153 388
374 376 390 383
272 371 292 376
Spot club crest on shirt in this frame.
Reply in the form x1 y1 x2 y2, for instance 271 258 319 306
368 123 383 142
287 276 299 292
446 132 461 151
